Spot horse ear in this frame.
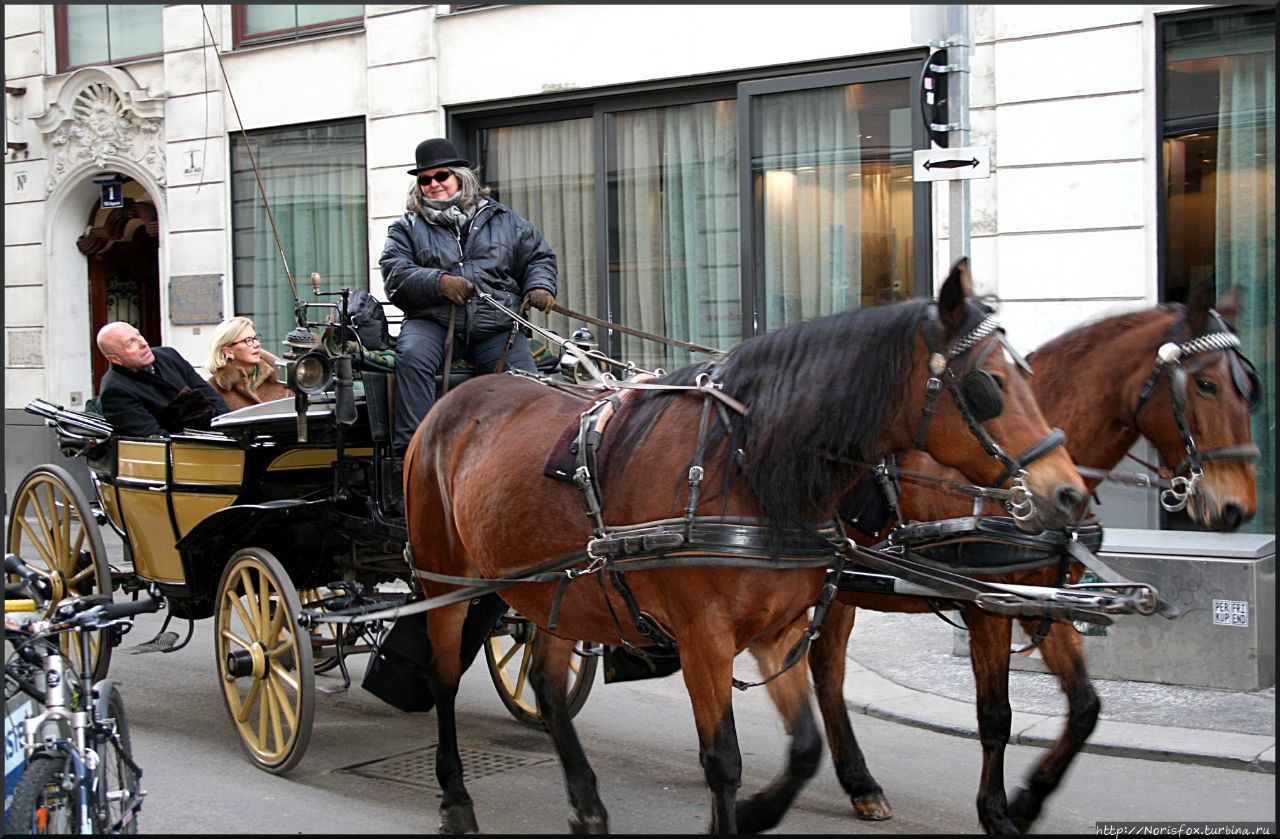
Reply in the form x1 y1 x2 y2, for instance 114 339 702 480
937 257 972 332
1185 281 1214 334
1214 285 1243 328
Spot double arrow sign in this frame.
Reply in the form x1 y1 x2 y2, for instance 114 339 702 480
912 145 991 182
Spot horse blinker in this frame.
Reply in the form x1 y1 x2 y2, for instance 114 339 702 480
960 370 1003 423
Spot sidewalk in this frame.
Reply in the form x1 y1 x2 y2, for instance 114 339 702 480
840 610 1275 773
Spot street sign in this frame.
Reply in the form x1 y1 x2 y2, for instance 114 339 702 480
912 145 990 182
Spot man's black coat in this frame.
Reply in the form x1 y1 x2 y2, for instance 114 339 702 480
99 346 229 437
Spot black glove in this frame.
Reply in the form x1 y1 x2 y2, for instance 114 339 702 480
158 387 216 432
524 288 555 313
439 274 474 306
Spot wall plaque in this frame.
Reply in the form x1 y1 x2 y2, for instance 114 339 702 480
6 328 43 367
169 274 223 325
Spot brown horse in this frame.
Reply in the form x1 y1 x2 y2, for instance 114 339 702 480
402 260 1087 834
811 285 1259 834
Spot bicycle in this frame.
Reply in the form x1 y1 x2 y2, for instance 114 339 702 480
4 553 162 835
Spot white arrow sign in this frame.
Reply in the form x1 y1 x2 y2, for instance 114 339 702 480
913 145 991 182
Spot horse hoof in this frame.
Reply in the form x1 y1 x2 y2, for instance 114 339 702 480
439 804 479 834
852 793 893 821
569 813 609 834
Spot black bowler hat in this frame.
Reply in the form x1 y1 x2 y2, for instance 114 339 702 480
408 137 470 175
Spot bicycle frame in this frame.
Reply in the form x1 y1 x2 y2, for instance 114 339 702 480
12 610 145 832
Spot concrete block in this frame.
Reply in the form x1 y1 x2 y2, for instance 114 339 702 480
3 4 42 35
998 229 1147 300
165 229 227 277
164 46 221 98
998 298 1146 353
992 5 1141 40
997 161 1143 234
5 159 48 204
5 285 44 324
3 244 44 285
997 94 1143 166
166 182 227 233
4 33 43 79
164 4 218 53
994 26 1142 104
368 112 438 170
368 61 435 119
366 9 434 66
166 138 226 186
3 201 42 247
164 92 223 143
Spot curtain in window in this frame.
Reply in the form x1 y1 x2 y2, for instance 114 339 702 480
757 86 862 330
1215 50 1275 531
231 121 367 353
613 101 740 372
485 119 596 352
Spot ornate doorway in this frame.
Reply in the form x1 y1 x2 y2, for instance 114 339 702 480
79 198 161 392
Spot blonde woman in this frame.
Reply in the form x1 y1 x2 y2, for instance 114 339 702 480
206 316 294 410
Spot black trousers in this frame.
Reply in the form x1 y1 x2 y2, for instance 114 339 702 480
392 318 537 454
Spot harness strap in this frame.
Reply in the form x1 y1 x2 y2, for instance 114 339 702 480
991 427 1067 488
439 304 457 397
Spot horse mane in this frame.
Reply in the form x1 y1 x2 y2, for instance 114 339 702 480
606 298 958 532
1027 304 1182 369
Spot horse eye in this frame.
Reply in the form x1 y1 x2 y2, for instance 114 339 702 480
1195 379 1218 396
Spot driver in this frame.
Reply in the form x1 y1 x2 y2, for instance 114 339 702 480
96 322 229 437
379 137 558 458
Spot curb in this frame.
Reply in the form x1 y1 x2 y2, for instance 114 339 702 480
841 660 1276 774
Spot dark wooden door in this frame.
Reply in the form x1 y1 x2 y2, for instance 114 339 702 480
88 227 161 392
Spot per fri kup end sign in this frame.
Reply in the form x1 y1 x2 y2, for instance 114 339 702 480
913 145 991 182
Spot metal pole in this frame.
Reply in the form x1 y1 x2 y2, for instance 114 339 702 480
947 4 972 266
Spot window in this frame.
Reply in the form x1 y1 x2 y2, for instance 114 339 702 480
1159 7 1274 533
55 5 163 72
461 58 927 372
233 5 363 47
230 119 368 352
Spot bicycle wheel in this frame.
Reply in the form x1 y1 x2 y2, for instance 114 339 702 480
97 685 141 834
7 752 82 834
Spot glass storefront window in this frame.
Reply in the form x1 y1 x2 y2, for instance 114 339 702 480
749 78 915 331
1161 8 1275 533
465 59 925 374
234 5 363 46
230 119 368 353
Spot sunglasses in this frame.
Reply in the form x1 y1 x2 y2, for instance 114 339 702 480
418 170 454 185
232 335 263 348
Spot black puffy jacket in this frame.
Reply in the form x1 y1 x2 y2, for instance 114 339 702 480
379 198 557 340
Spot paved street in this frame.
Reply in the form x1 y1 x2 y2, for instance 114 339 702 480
102 597 1275 834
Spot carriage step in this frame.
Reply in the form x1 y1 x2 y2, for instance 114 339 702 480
317 683 349 695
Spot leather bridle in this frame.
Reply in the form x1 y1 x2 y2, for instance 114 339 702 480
914 304 1068 522
1129 312 1261 512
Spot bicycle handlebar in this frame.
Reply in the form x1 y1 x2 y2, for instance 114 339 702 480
5 552 53 601
54 595 163 629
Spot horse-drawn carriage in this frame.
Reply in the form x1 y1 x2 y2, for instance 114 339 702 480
6 289 600 776
8 264 1256 833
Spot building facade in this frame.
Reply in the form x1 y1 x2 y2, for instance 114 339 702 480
3 4 1274 535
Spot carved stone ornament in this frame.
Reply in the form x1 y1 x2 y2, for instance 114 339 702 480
35 67 166 191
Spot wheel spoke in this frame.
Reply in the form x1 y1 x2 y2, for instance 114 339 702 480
514 644 531 699
496 640 521 670
267 668 298 730
265 676 284 753
16 517 58 569
228 590 256 638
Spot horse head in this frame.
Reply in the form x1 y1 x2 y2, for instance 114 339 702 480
908 258 1086 532
1127 284 1259 531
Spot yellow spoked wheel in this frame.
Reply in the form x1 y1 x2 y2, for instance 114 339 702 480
6 464 113 681
215 548 314 774
485 611 599 729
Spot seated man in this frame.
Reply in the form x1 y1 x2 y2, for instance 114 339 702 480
96 321 229 437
